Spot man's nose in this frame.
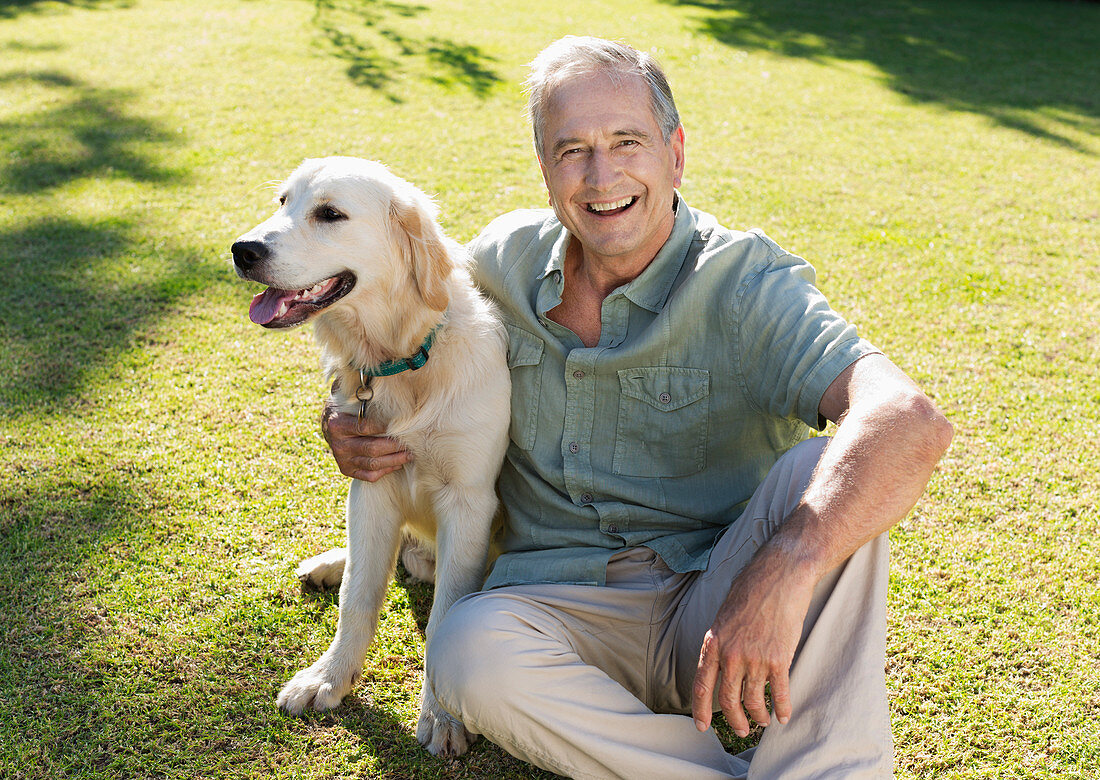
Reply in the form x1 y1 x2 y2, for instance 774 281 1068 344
585 149 620 190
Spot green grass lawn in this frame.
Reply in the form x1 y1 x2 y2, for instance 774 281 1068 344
1 0 1097 777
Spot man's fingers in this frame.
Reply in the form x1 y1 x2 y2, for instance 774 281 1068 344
323 409 411 480
691 633 720 731
326 410 385 439
337 450 411 482
359 464 403 482
741 673 771 730
717 676 751 738
770 671 792 725
354 451 411 481
695 640 793 738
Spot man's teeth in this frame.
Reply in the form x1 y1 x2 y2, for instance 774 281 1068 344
588 196 635 213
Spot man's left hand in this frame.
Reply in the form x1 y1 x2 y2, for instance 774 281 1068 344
691 541 816 737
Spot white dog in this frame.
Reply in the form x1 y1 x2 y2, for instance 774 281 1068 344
231 157 510 757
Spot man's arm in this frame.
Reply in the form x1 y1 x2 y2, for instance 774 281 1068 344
691 353 954 735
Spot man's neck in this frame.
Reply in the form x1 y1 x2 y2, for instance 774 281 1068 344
566 237 655 301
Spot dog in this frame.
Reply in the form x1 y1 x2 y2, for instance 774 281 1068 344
231 157 510 757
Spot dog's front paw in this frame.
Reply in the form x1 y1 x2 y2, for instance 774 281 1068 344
416 686 477 757
277 660 359 715
296 547 347 591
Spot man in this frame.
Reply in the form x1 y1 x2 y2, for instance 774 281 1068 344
324 36 952 779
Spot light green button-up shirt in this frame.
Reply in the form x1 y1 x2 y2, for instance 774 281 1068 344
470 198 879 590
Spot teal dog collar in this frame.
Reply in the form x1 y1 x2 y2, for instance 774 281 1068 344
364 326 439 377
352 324 442 419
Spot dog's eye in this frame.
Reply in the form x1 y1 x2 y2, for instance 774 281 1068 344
278 195 287 206
318 206 347 223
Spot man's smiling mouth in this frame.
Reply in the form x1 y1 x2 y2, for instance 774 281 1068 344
586 196 637 215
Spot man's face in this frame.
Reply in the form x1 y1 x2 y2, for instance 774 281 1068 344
538 72 685 271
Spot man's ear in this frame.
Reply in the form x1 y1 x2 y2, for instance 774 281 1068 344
389 197 451 312
672 125 686 189
538 155 553 205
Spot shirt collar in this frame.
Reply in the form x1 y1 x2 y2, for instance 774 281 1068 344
619 195 696 313
537 224 570 282
536 194 698 314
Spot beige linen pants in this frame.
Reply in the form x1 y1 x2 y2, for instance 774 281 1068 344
427 437 893 779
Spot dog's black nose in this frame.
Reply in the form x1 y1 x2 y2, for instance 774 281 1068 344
231 240 269 271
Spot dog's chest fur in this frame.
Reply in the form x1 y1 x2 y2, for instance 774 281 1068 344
331 366 443 455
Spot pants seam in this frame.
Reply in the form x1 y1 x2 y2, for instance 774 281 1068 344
642 556 668 712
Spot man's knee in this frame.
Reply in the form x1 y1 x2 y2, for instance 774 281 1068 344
729 436 831 549
427 595 491 716
773 434 830 493
426 592 543 725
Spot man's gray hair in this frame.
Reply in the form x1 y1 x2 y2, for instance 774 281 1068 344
525 36 681 157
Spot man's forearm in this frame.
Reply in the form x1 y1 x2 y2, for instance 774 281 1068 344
768 368 954 584
690 355 953 734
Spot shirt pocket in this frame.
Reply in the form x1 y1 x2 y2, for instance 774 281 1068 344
505 324 545 451
613 367 710 477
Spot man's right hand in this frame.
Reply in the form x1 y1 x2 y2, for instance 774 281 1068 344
321 403 412 482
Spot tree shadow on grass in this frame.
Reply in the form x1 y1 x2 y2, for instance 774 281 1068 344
664 0 1099 153
310 0 502 101
0 211 222 414
0 216 210 411
0 0 132 19
0 71 181 194
0 71 216 414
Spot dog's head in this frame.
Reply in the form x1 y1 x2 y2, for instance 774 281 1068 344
231 156 452 329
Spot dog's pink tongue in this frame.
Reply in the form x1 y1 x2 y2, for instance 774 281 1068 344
249 287 296 325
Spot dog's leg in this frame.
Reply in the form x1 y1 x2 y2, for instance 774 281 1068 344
415 482 497 757
296 547 347 591
278 478 403 715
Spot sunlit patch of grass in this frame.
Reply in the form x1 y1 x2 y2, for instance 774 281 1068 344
1 0 1097 778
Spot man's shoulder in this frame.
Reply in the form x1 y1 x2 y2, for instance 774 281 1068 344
690 207 784 256
686 206 794 282
467 207 561 294
472 208 559 255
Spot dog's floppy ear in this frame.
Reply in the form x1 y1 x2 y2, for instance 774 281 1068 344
390 196 451 312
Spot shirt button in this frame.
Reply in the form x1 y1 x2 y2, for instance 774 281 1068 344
659 392 672 405
581 492 593 503
569 441 579 453
607 524 619 534
573 370 585 379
